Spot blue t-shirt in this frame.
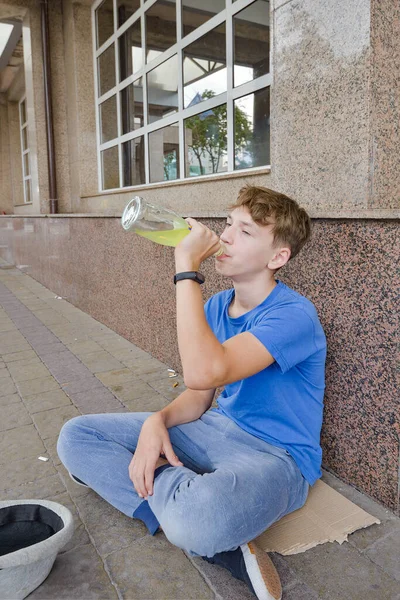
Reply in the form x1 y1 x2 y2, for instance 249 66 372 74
204 280 327 485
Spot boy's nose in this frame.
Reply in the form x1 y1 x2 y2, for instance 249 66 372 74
220 229 234 245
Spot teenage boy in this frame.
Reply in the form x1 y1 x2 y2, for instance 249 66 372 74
58 185 326 600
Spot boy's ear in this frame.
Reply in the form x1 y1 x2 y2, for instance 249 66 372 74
268 247 291 270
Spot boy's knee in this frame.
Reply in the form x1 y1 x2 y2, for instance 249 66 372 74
57 415 87 455
160 511 230 557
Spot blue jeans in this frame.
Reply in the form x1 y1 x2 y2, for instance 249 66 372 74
57 409 309 557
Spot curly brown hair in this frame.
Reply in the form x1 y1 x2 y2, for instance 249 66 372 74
229 185 311 260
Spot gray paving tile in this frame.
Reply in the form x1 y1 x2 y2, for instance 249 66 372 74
0 342 32 354
49 363 93 384
0 424 46 464
270 552 305 590
6 356 41 369
95 368 140 387
0 401 32 431
65 339 104 356
31 308 66 324
50 328 91 344
148 376 185 401
2 349 38 362
42 435 62 466
14 316 42 329
79 351 125 373
73 492 148 557
22 330 57 343
0 369 12 380
69 386 124 413
111 347 150 363
284 541 400 599
1 473 66 501
16 375 60 397
123 393 170 413
0 322 17 333
32 404 81 439
61 375 105 395
24 388 72 414
46 491 91 554
34 341 67 356
365 530 400 581
41 350 82 369
8 361 52 382
281 581 320 599
55 463 93 499
0 377 17 396
0 455 57 491
105 534 215 599
109 379 157 403
129 357 169 375
28 544 118 599
96 337 138 353
75 396 126 414
0 392 21 406
138 368 175 383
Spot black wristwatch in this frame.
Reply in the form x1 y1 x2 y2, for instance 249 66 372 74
174 271 205 285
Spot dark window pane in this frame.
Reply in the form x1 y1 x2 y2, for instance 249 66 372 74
146 0 177 64
234 87 270 170
23 152 30 177
120 79 144 134
183 23 226 109
100 95 118 143
118 18 142 82
96 0 114 48
147 54 178 123
182 0 225 38
101 145 119 189
122 136 145 186
117 0 141 27
20 100 26 125
22 127 28 151
24 179 31 203
98 43 116 96
233 0 269 87
184 104 227 177
149 123 179 183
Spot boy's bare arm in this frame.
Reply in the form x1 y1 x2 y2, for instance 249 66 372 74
174 219 274 391
158 386 216 428
128 386 215 498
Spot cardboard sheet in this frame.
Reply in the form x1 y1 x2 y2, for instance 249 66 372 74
255 479 380 555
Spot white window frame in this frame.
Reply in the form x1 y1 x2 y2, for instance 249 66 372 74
18 96 32 203
92 0 271 191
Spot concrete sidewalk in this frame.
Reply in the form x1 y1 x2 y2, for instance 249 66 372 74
0 259 399 600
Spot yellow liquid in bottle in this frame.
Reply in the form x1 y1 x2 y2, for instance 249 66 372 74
135 227 190 247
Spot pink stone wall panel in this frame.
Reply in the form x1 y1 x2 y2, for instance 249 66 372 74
0 216 398 511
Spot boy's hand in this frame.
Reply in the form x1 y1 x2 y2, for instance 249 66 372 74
175 218 221 271
128 413 183 499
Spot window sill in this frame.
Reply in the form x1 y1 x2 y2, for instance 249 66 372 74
81 166 272 199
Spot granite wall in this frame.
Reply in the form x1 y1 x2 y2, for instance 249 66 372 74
0 215 398 513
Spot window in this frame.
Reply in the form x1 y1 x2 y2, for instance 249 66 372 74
19 97 32 203
93 0 270 190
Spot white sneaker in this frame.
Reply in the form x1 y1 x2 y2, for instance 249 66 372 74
240 541 282 600
202 540 282 600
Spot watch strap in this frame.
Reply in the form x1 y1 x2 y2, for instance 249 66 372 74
174 271 205 285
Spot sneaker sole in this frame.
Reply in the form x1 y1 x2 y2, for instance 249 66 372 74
241 542 282 600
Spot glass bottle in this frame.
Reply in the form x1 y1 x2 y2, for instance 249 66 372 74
121 196 225 256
